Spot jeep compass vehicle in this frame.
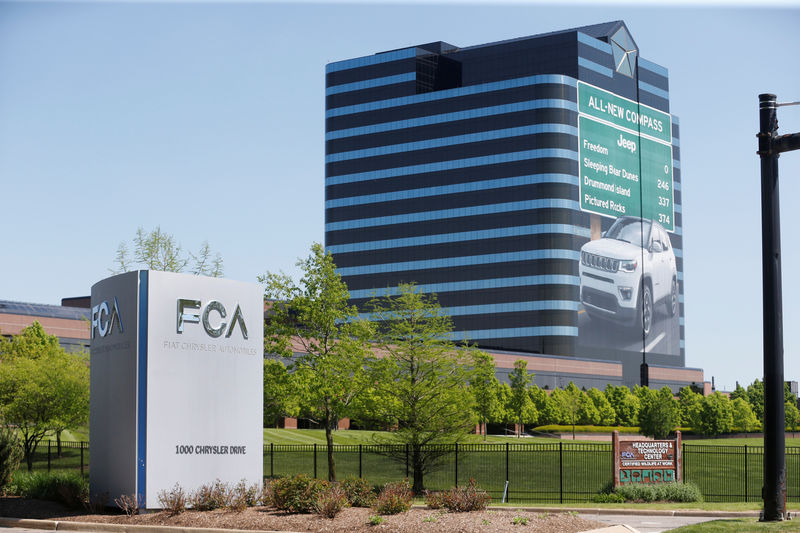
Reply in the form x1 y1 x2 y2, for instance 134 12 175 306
579 216 678 337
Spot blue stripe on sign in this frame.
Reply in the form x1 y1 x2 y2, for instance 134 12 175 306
639 80 669 100
326 72 416 95
336 249 581 277
348 274 580 299
326 173 579 209
327 223 590 254
327 123 578 162
327 198 580 232
136 270 148 506
577 31 612 54
327 74 577 118
326 148 578 186
327 98 578 140
578 57 614 78
673 159 680 170
451 325 579 341
326 48 418 74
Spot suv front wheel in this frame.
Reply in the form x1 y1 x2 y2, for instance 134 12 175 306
640 283 653 338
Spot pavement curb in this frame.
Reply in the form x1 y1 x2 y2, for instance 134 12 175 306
0 518 298 533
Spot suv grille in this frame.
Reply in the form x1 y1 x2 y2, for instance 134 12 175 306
582 251 619 273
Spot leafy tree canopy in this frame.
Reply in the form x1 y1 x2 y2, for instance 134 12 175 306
112 226 223 276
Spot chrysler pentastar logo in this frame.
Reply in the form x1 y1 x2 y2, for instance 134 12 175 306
176 298 248 339
92 297 123 339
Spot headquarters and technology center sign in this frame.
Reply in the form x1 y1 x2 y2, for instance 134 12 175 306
90 271 263 508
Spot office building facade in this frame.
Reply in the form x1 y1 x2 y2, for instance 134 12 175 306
325 21 701 390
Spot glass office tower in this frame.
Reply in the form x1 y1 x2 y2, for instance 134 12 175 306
325 21 696 389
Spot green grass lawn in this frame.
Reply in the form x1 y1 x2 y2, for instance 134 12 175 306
667 518 800 532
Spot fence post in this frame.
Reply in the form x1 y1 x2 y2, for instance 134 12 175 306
405 444 409 478
48 440 51 472
682 443 686 483
505 443 509 503
745 444 748 502
270 443 274 478
80 442 85 476
359 444 362 479
559 441 564 504
313 444 317 479
454 443 459 487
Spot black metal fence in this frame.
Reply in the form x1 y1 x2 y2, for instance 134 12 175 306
31 440 800 503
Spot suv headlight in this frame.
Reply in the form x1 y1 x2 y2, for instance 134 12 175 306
618 259 638 273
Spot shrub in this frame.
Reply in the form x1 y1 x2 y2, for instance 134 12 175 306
313 483 349 518
9 471 88 506
591 492 625 503
614 482 702 503
227 479 259 511
340 477 376 507
438 479 490 512
114 493 143 516
368 514 384 525
424 490 444 509
0 427 23 496
272 474 330 513
189 479 230 511
373 479 412 515
259 478 275 507
157 483 187 514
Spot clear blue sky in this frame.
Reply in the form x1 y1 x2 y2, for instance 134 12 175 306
1 1 799 391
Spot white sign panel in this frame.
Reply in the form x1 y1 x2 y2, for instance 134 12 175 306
91 271 263 508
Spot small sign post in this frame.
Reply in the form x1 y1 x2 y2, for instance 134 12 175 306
612 430 682 487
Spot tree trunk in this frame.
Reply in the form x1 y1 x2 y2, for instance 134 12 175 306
57 431 63 458
411 445 424 494
324 408 336 482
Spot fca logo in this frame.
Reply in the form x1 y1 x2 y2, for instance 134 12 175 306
176 299 248 339
92 297 123 339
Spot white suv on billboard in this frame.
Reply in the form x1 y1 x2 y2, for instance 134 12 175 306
579 216 678 337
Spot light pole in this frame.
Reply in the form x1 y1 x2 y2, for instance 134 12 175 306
757 93 800 521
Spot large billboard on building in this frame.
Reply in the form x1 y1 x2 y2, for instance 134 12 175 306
576 81 681 362
90 271 263 508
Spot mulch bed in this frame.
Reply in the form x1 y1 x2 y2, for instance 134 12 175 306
0 497 606 532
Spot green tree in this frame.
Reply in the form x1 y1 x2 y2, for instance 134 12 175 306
0 321 60 361
786 401 800 432
551 383 585 439
678 386 703 428
263 358 300 428
508 360 536 437
696 392 733 436
604 385 640 426
731 397 759 434
746 379 765 424
0 323 89 470
729 383 749 403
528 385 550 424
637 386 680 439
366 283 476 493
260 243 372 481
469 351 501 440
586 388 616 426
113 226 223 276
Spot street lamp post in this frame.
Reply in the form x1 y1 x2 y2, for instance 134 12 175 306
758 93 800 521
